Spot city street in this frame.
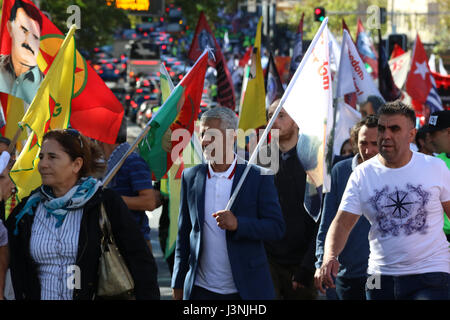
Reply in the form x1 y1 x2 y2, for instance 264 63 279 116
127 118 172 300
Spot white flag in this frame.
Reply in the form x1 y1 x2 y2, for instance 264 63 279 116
333 101 361 156
389 51 411 89
429 53 437 73
282 20 333 192
438 57 448 76
337 30 384 104
328 29 341 75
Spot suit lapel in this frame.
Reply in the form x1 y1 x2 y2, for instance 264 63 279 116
229 163 247 212
195 164 207 227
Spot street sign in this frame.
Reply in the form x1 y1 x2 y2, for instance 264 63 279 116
106 0 164 15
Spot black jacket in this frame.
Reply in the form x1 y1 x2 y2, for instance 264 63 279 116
6 187 160 300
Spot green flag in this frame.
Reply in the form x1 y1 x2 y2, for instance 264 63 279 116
138 50 209 180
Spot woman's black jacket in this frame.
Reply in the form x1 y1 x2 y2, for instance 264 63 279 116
6 187 160 300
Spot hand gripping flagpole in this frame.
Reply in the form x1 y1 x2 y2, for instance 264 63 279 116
224 18 329 211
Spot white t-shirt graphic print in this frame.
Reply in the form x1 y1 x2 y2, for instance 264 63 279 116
339 151 450 275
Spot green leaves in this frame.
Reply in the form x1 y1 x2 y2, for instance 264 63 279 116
40 0 129 54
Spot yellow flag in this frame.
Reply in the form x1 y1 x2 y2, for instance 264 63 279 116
9 25 77 202
4 96 28 153
238 17 266 133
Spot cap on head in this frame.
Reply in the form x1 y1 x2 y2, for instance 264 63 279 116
428 110 450 133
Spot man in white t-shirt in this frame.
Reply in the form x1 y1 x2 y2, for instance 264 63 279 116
317 101 450 300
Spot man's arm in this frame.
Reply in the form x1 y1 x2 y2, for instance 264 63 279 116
315 166 341 272
316 210 360 294
442 201 450 220
121 188 161 212
231 173 285 242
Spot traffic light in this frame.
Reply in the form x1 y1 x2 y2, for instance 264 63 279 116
387 34 408 57
314 7 325 22
380 7 387 24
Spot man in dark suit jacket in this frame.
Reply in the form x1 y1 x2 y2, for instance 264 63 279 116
171 106 285 300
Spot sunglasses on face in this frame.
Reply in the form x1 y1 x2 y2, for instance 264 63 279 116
64 128 83 149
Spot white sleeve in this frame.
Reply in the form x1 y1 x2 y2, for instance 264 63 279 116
439 160 450 203
338 169 363 216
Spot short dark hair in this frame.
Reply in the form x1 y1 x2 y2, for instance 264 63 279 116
9 0 43 31
365 95 385 113
43 129 106 179
415 124 429 149
350 114 379 154
0 137 11 146
377 100 416 127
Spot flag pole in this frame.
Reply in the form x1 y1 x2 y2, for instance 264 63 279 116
225 18 329 211
7 127 23 155
103 49 209 187
102 121 152 187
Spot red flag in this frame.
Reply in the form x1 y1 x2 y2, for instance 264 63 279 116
188 12 236 110
405 34 443 112
139 51 209 181
355 18 378 80
0 0 123 143
342 19 355 44
390 43 405 59
341 20 357 108
239 46 252 67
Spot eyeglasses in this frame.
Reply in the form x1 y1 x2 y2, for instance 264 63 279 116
64 128 83 149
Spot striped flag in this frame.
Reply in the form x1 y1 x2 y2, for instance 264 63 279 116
405 34 443 112
188 12 236 109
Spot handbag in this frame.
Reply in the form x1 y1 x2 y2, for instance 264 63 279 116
97 202 135 299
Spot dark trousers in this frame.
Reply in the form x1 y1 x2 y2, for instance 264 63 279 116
191 285 242 300
335 276 367 300
366 272 449 300
268 258 316 300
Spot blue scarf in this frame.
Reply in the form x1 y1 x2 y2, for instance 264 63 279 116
14 177 102 235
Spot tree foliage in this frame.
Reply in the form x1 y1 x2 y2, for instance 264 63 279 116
39 0 129 53
289 0 387 41
167 0 239 32
432 0 450 55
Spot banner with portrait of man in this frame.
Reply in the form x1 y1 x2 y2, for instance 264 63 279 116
0 0 43 105
0 0 124 144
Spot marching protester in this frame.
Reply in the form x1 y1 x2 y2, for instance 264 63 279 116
415 125 435 156
171 106 285 300
358 95 385 119
6 129 160 300
315 115 378 300
261 99 318 300
426 110 450 242
317 101 450 300
0 151 14 300
99 119 161 252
